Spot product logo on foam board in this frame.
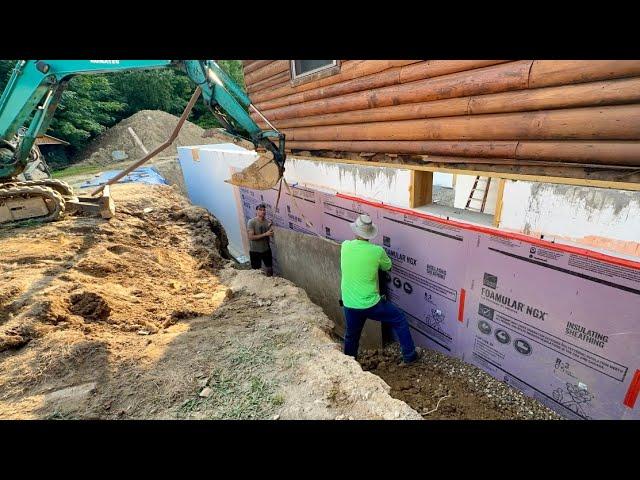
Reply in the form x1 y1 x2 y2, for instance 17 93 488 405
552 382 595 420
480 287 549 321
513 339 533 356
478 303 495 321
477 320 492 335
495 329 511 344
483 273 498 289
384 247 417 266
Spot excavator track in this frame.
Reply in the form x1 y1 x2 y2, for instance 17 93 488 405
8 179 75 199
0 185 66 225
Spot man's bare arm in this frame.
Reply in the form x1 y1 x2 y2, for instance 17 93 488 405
247 228 273 240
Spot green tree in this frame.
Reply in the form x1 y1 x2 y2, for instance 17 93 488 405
108 60 247 130
1 61 125 151
110 69 192 118
0 60 248 157
218 60 246 91
48 75 126 150
0 60 17 89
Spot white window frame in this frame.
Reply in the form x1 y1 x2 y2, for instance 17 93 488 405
290 60 340 82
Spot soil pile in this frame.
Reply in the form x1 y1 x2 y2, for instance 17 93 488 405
75 110 231 167
0 183 419 420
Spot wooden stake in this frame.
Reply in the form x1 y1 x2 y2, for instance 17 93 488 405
91 87 201 196
493 178 506 227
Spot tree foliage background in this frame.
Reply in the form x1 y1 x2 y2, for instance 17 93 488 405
0 60 247 166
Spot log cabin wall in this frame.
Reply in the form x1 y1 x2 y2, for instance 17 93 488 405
241 60 640 182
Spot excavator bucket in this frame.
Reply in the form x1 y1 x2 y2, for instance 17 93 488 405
67 185 116 219
225 152 283 190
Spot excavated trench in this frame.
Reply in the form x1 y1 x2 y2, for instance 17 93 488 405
290 320 561 420
358 345 561 420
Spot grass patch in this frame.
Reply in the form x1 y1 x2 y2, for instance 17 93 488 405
45 410 77 420
285 354 299 370
229 342 275 372
176 338 285 420
52 164 104 179
176 398 203 419
0 218 42 230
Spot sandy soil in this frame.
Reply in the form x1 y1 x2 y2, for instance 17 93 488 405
0 183 419 420
74 110 231 168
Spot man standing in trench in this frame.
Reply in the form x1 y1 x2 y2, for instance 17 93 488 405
340 214 419 364
247 203 273 277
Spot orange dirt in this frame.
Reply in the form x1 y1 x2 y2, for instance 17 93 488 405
0 183 420 420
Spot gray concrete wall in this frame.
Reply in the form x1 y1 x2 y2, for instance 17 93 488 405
273 227 383 350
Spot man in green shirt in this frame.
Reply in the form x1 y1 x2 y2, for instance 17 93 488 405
340 214 418 364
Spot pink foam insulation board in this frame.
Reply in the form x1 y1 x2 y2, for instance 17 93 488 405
236 185 640 420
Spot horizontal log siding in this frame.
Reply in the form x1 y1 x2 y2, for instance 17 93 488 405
242 60 640 169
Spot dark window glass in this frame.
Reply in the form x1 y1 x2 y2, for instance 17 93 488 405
293 60 335 76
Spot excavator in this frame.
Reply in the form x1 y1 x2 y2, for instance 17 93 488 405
0 60 286 225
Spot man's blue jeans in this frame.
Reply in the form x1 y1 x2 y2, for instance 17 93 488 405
343 299 417 362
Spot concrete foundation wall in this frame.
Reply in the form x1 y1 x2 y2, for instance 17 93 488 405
273 227 383 349
500 181 640 257
283 158 412 208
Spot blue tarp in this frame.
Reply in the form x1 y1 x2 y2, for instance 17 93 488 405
80 166 168 188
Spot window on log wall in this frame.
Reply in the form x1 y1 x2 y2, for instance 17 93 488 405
290 60 340 85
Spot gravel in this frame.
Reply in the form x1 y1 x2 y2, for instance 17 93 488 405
362 344 563 420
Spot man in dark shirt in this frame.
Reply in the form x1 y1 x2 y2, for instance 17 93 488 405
247 203 273 276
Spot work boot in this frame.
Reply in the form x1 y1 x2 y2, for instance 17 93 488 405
400 347 423 366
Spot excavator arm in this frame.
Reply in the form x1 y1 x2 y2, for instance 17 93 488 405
0 60 285 182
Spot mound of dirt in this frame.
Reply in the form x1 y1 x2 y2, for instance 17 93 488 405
69 292 111 322
0 183 420 420
75 110 231 167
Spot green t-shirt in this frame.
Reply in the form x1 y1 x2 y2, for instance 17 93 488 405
340 239 392 309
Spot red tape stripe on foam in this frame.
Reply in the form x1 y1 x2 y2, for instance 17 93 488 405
336 193 640 271
458 289 466 322
623 369 640 408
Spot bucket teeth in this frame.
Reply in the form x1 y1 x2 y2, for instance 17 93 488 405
225 154 283 190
